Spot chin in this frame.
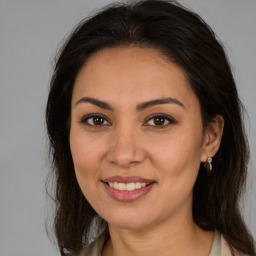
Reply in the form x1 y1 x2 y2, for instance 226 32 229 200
102 210 156 231
108 219 150 230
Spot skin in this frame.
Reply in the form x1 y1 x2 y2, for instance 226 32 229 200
70 47 224 256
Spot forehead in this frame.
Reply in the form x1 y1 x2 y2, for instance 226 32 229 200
72 47 198 109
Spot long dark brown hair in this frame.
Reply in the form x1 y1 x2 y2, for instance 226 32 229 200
46 0 255 255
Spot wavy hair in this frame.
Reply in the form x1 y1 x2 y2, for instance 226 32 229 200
46 0 255 254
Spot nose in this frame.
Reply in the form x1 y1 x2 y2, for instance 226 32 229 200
106 125 146 168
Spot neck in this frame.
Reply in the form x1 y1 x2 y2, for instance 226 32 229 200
102 209 214 256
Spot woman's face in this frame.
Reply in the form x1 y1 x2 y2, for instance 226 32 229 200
70 47 207 230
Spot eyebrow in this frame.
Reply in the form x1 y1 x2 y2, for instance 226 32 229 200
75 97 184 111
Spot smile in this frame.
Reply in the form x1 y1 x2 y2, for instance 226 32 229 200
107 182 149 191
102 176 156 202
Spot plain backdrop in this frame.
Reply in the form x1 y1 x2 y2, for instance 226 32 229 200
0 0 255 255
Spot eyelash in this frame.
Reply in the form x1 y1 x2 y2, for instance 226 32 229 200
80 113 176 129
144 113 176 128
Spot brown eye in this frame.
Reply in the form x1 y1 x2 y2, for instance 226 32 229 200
152 117 166 126
92 116 105 125
145 114 176 127
81 114 110 127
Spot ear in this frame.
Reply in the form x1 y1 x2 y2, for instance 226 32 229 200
200 115 224 162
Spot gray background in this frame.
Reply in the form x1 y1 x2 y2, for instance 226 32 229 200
0 0 255 255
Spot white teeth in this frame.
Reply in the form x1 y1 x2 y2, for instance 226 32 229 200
108 182 149 191
126 183 135 191
114 182 118 190
118 183 126 191
135 182 142 189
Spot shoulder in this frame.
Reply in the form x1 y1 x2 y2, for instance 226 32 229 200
221 235 248 256
74 239 102 256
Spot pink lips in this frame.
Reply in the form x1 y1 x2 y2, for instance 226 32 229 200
102 176 156 202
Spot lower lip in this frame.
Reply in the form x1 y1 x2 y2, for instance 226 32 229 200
103 182 155 202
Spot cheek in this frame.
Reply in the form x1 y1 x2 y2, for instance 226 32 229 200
150 129 202 176
69 127 105 185
149 132 202 212
69 132 107 211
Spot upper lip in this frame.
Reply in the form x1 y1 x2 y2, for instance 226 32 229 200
102 176 155 184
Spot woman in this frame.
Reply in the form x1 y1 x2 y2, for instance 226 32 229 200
46 0 255 255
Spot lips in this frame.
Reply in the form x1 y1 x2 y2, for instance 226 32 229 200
102 176 156 202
